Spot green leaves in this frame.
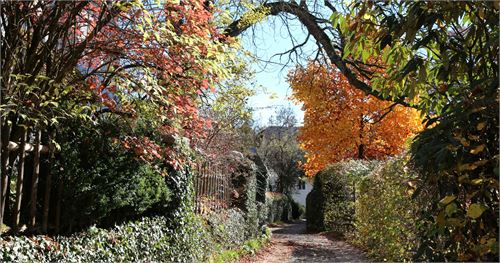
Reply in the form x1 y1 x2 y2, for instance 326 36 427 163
439 195 456 206
467 204 487 219
352 156 419 261
445 203 458 217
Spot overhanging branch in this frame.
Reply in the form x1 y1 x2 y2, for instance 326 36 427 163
224 1 412 108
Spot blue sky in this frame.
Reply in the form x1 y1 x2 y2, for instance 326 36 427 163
240 16 318 127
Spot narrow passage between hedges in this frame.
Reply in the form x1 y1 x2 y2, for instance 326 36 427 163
240 221 368 263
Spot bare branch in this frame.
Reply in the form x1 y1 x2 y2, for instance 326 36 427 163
224 1 413 108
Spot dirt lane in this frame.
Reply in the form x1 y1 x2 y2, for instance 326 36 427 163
241 221 369 263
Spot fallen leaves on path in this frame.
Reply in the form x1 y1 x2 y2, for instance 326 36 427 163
240 222 368 263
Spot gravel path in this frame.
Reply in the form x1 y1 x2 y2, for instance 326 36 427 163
240 221 369 263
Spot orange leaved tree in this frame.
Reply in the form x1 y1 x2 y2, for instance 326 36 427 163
289 63 422 176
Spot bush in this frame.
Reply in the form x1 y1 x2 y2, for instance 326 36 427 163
206 209 246 250
0 208 264 262
265 193 291 223
211 225 271 263
0 215 210 262
306 178 324 231
306 160 375 233
53 118 172 231
350 155 419 261
0 124 270 262
226 153 270 239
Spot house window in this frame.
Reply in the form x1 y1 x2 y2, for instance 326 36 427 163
298 180 306 190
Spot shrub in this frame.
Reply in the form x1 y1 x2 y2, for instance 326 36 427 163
206 209 246 250
350 155 419 261
265 193 291 223
306 160 375 233
0 208 265 262
0 126 270 262
0 215 210 262
210 225 271 263
53 118 172 231
226 153 268 239
306 178 324 231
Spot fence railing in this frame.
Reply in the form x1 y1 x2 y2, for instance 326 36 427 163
193 160 233 214
1 128 58 234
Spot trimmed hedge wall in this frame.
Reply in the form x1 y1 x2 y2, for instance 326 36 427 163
265 193 291 223
1 153 271 262
351 156 420 261
306 160 375 233
290 198 305 220
304 157 422 261
0 209 260 262
306 171 326 231
226 153 265 239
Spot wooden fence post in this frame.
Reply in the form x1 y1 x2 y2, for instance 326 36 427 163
209 162 213 211
193 162 198 213
29 129 41 231
42 129 55 233
55 179 63 233
0 122 11 232
13 127 27 232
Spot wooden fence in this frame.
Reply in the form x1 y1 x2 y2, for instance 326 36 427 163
1 127 59 234
0 127 235 233
193 159 233 214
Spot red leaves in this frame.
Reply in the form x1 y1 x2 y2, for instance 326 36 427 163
19 0 227 170
123 136 163 162
201 79 209 90
174 66 183 74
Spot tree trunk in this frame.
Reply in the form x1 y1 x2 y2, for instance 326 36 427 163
29 129 41 231
12 127 28 232
357 144 365 159
357 114 365 159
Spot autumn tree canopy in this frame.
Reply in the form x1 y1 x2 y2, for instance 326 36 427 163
0 0 250 233
289 63 421 176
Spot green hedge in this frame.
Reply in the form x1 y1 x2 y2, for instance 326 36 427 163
265 193 291 223
211 226 271 262
1 208 262 262
1 215 208 262
306 177 324 231
306 160 375 233
350 155 419 261
1 153 268 262
226 154 264 239
49 118 173 232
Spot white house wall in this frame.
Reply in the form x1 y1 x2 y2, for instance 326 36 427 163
291 182 313 207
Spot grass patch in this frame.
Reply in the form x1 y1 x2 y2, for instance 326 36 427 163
211 226 271 262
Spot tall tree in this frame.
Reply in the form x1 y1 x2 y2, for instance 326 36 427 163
289 62 421 176
226 1 498 260
338 2 498 261
0 0 234 232
199 59 256 157
258 106 304 195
